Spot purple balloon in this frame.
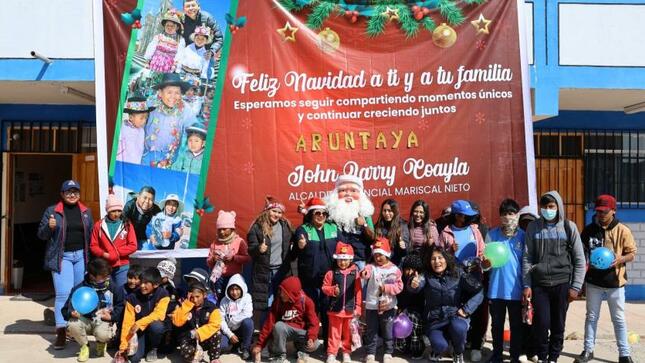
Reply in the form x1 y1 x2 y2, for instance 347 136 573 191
392 313 413 339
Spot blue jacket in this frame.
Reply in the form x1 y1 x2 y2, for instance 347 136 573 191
409 270 483 330
37 201 93 272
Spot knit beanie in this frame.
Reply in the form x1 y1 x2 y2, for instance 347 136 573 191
216 210 236 229
157 259 176 280
105 194 124 213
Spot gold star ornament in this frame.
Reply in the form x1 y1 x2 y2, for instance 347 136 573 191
277 21 298 42
471 13 492 35
381 6 400 22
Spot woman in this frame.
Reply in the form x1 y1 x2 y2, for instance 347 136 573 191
375 199 410 265
89 194 138 287
407 200 439 253
122 186 161 249
247 196 294 319
409 246 483 363
37 180 93 350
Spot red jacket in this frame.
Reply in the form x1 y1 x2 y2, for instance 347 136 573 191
90 218 138 268
257 276 320 347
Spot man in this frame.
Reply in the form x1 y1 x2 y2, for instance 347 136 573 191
323 174 375 270
575 195 636 363
522 190 586 363
182 0 223 52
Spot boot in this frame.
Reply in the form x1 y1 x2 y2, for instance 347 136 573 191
573 350 593 363
53 328 67 350
618 356 634 363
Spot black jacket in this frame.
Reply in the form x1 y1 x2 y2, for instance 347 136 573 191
182 10 223 52
247 220 294 310
123 198 161 245
61 277 124 323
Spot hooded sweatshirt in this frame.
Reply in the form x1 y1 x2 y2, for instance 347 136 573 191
522 191 586 291
219 274 253 338
256 276 320 348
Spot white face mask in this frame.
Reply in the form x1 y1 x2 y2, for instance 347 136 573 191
540 208 557 221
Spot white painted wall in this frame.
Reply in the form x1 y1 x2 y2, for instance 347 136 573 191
0 0 94 59
559 4 645 67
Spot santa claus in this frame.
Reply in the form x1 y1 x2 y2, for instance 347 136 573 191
324 174 375 269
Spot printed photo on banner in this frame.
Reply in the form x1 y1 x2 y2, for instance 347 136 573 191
110 0 231 254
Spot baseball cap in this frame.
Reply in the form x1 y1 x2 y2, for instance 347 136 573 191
61 180 81 192
451 200 478 216
595 194 616 212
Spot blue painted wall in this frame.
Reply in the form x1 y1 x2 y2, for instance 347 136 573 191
0 104 96 122
0 59 93 82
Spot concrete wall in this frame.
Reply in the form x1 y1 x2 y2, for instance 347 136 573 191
625 222 645 300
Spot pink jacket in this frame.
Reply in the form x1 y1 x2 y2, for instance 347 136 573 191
207 234 251 277
438 224 485 257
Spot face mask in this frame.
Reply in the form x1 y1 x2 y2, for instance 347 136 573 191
540 208 557 221
90 280 109 291
500 215 519 236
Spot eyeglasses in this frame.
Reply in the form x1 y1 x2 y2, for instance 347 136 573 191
313 211 328 217
63 190 80 197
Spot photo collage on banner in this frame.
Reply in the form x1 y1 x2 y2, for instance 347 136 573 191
110 0 230 254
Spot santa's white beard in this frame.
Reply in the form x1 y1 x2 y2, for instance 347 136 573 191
325 190 375 232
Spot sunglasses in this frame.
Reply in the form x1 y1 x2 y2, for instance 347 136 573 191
313 211 328 217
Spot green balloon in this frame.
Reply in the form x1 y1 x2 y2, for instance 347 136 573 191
484 242 511 268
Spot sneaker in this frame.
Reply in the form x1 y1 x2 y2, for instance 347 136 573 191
365 354 377 363
470 350 482 362
428 352 441 362
54 328 67 350
526 356 538 363
297 351 310 363
327 354 337 363
453 353 465 363
145 348 158 362
573 351 593 363
383 354 393 363
518 355 529 363
343 353 352 363
95 342 107 357
77 344 90 362
242 349 251 361
270 354 289 363
619 357 634 363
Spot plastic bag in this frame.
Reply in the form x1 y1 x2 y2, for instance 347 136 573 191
522 298 533 325
127 333 138 356
350 318 363 352
210 260 224 283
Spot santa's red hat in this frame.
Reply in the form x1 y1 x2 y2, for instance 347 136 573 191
335 174 363 191
371 237 391 258
305 197 326 213
333 242 354 260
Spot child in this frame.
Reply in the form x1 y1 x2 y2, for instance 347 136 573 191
63 258 123 362
172 281 223 363
117 96 155 164
119 267 170 363
182 82 204 118
113 265 143 348
321 243 362 363
157 258 182 355
219 274 254 360
184 267 218 305
207 210 251 299
252 276 321 363
171 122 207 174
146 194 183 250
144 9 185 73
360 237 404 363
90 194 138 287
394 253 426 360
486 199 525 363
177 25 212 86
142 73 193 168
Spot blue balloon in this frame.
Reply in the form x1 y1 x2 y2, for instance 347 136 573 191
71 287 99 315
121 13 134 25
590 247 615 270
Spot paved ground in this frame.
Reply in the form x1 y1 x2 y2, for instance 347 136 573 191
1 295 643 362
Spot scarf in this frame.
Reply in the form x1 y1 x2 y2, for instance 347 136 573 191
218 231 236 244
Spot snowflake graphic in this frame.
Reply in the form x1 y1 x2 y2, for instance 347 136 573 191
475 112 486 124
243 161 255 174
241 118 252 129
418 119 430 130
475 40 487 51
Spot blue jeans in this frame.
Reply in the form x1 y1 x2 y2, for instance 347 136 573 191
111 264 129 289
130 321 166 363
52 249 85 328
427 316 470 355
221 317 254 351
584 283 630 357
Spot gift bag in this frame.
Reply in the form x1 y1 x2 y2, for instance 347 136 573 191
350 318 363 352
127 333 139 356
522 298 533 325
111 351 127 363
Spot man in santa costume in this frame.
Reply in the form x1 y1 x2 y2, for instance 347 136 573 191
323 174 375 270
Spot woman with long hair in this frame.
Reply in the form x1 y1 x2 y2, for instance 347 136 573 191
407 200 439 253
375 199 410 265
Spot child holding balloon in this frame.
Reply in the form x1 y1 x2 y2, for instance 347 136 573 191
322 243 363 363
63 258 123 362
484 199 525 363
576 194 637 363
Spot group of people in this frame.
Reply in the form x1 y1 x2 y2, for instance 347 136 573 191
118 0 222 170
38 175 637 363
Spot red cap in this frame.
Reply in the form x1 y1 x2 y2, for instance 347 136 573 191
333 242 354 260
371 237 391 258
595 194 616 212
305 197 326 213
